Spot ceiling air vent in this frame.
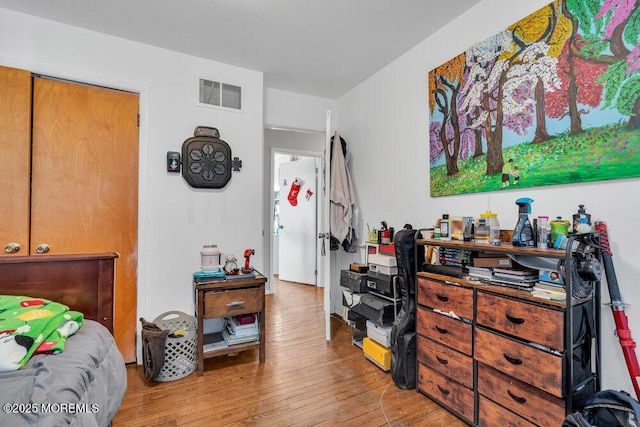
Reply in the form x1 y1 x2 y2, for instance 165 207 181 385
197 77 242 111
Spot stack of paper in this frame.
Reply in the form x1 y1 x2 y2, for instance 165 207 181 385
223 315 259 345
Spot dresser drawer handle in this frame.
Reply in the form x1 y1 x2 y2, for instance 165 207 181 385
503 352 523 365
436 355 449 365
226 301 245 307
435 326 448 334
505 314 525 324
436 294 449 302
507 389 527 404
437 385 450 396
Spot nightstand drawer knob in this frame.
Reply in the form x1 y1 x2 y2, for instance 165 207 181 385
436 294 449 302
226 301 245 307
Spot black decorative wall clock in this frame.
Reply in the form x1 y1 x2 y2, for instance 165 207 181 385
181 127 240 189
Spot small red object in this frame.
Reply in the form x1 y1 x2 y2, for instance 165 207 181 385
20 299 46 307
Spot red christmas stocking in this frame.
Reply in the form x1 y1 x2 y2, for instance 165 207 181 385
287 178 304 206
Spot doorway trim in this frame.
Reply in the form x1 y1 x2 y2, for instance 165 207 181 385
269 146 322 294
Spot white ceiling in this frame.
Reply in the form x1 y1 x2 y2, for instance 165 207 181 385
0 0 481 99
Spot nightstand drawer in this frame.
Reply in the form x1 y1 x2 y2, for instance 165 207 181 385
204 286 262 317
475 328 562 397
418 363 474 422
417 335 473 389
477 291 564 350
417 278 473 319
478 363 565 427
417 307 472 356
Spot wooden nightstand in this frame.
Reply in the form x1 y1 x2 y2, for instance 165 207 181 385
194 273 267 376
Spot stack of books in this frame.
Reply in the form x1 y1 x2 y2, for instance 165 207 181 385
490 268 538 289
532 281 566 300
532 270 566 300
466 266 493 280
223 315 259 345
439 248 472 267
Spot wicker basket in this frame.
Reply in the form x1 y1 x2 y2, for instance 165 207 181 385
152 311 197 382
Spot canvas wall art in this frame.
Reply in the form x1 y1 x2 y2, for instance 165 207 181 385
428 0 640 197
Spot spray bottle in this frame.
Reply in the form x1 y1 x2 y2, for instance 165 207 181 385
512 197 535 248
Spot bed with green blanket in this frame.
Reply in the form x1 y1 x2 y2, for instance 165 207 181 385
0 252 125 427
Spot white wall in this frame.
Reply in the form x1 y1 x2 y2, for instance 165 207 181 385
0 9 264 358
336 0 640 393
264 88 337 132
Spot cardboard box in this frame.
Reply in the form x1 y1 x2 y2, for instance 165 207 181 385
368 253 397 267
352 294 396 325
340 269 369 292
368 263 398 276
366 320 393 347
473 257 512 268
342 289 366 309
363 337 391 371
366 270 397 297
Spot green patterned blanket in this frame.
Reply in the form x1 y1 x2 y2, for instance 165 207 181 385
0 295 83 372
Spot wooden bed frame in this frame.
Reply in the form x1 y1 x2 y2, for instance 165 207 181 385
0 253 118 333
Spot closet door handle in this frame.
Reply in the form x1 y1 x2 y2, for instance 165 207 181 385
507 389 527 404
505 313 525 324
35 244 50 254
4 243 20 253
503 352 523 365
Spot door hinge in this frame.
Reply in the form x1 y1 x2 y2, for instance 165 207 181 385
137 113 140 127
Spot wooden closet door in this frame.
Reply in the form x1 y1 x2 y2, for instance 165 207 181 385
31 77 139 362
0 66 31 256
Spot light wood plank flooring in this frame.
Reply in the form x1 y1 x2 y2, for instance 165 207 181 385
113 278 464 426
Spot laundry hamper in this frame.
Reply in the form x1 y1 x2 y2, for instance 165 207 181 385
152 311 198 381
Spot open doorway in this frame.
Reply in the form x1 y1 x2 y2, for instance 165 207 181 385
264 128 324 294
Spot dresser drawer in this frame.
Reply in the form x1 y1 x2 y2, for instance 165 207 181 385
417 307 472 356
417 335 473 389
204 286 263 318
418 363 474 422
478 362 566 426
475 327 562 397
477 291 564 350
417 278 473 319
478 395 536 427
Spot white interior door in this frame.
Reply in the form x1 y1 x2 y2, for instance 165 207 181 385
322 111 332 341
278 159 317 285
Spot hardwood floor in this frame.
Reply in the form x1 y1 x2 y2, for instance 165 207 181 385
113 278 464 426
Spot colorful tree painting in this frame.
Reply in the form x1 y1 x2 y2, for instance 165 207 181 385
428 0 640 197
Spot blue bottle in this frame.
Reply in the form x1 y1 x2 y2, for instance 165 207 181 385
512 198 535 248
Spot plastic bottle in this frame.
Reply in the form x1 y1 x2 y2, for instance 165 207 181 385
474 218 489 244
536 216 549 249
480 210 501 246
572 204 591 232
550 216 570 246
512 198 535 248
440 214 451 241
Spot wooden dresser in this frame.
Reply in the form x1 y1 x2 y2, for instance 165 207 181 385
415 235 600 426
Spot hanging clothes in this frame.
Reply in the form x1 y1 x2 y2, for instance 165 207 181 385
330 131 358 252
